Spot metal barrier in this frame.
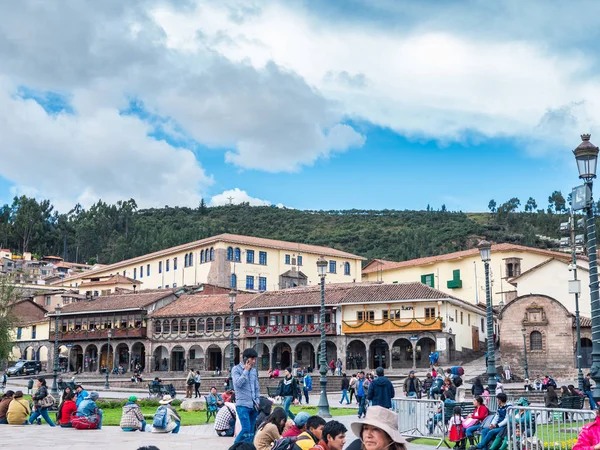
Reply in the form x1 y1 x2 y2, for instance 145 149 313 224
392 397 446 448
506 405 595 450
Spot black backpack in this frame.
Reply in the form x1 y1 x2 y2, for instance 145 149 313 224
271 435 310 450
454 376 463 387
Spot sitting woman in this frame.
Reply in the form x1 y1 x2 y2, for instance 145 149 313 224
7 391 30 425
254 408 287 450
120 396 146 432
57 392 78 427
348 405 407 450
464 396 489 447
207 387 224 414
75 391 103 430
0 390 14 424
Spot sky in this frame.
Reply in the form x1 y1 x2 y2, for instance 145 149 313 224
1 0 599 213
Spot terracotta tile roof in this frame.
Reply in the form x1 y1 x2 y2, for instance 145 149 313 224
78 274 142 288
150 292 256 318
52 290 175 315
509 257 588 284
55 233 365 284
362 259 396 271
239 282 458 310
10 298 48 325
362 243 575 275
575 316 592 328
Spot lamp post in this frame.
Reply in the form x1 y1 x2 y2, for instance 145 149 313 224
569 211 585 391
316 256 331 418
229 290 236 389
104 330 112 390
478 240 497 395
521 327 529 381
51 304 62 396
573 134 600 399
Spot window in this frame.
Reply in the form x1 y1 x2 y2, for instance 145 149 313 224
421 273 435 288
32 325 37 339
447 269 462 289
530 331 543 350
45 296 51 306
209 247 214 261
234 248 241 262
231 273 237 289
329 260 336 273
481 318 485 332
247 250 255 264
357 311 375 321
165 284 169 288
133 268 137 279
425 307 436 319
460 311 463 324
227 247 234 261
173 283 177 288
180 319 188 334
189 319 196 334
259 277 267 291
166 259 170 272
200 250 204 263
140 265 143 278
468 314 471 326
174 257 178 270
382 310 389 320
298 255 303 266
17 327 22 339
285 254 291 265
246 275 255 290
259 251 267 265
147 264 150 276
215 317 223 331
189 253 193 265
344 262 351 276
154 321 162 334
123 270 126 276
184 254 189 267
163 320 170 334
198 318 205 333
206 318 214 332
159 261 162 273
455 310 458 322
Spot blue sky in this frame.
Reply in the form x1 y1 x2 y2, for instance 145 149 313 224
0 1 597 213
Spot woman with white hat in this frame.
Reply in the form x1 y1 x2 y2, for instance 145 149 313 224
152 395 181 434
348 405 407 450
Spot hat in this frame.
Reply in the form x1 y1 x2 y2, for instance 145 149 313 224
409 370 415 375
285 367 292 373
294 412 310 427
515 397 529 406
159 395 174 404
376 367 384 376
88 392 99 401
351 406 406 445
128 396 138 402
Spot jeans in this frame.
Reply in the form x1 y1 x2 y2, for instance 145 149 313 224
172 421 180 434
29 408 56 426
282 396 295 419
122 419 147 432
465 424 481 438
585 390 596 410
349 388 355 403
406 392 417 413
340 389 350 404
357 395 367 418
477 427 503 449
234 405 258 444
303 387 310 404
60 423 73 428
194 383 201 398
0 419 7 424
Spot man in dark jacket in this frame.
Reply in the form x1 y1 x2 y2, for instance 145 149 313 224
277 367 300 419
367 367 395 409
403 371 421 398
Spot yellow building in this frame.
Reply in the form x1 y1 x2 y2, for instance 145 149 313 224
52 233 365 292
362 243 581 306
9 299 51 367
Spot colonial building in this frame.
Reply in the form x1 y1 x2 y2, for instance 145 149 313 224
77 274 143 297
498 294 591 378
9 299 50 367
51 233 365 292
148 291 254 372
362 244 583 307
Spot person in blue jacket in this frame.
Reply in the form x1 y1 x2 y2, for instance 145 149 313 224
367 367 395 409
75 385 89 408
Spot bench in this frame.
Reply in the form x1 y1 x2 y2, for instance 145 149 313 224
58 381 77 392
559 395 585 410
430 401 477 441
148 383 176 399
267 386 279 398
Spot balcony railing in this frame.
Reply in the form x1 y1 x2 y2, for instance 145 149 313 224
244 323 336 336
50 327 147 341
342 317 443 334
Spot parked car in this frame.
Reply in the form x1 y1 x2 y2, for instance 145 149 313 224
7 360 42 376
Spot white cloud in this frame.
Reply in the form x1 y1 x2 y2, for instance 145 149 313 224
210 188 280 207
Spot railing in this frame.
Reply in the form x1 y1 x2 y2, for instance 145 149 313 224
244 323 336 336
50 327 146 341
152 330 241 339
392 397 446 448
342 317 442 334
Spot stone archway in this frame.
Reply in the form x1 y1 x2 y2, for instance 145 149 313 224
84 344 98 372
272 342 292 370
69 345 83 373
99 343 114 373
10 346 21 361
115 343 130 370
223 343 240 370
416 337 436 368
256 343 269 371
188 345 204 370
347 340 367 371
171 345 186 371
131 342 145 371
317 341 338 370
206 344 222 371
369 339 389 369
153 345 169 371
582 338 592 368
38 345 49 369
294 342 315 371
24 346 35 361
392 338 413 369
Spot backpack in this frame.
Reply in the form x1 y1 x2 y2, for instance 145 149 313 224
454 376 463 387
432 352 440 364
304 375 312 391
153 406 168 429
271 435 309 450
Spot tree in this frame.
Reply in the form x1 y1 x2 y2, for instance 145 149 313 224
498 197 521 214
441 204 447 212
0 275 17 361
548 190 567 214
488 200 497 213
524 197 537 212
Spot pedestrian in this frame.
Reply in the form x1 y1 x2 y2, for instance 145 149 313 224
308 420 347 450
584 373 596 410
336 358 343 376
368 367 395 409
356 371 370 419
349 374 357 403
573 402 600 450
120 396 146 432
29 377 56 426
232 348 261 444
471 378 484 397
495 378 504 395
348 406 407 450
194 370 202 398
302 372 312 404
186 368 195 398
277 367 300 420
503 363 511 381
1 372 6 389
464 396 488 447
329 359 336 376
403 371 421 399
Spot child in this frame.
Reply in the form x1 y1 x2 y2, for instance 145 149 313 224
448 405 466 449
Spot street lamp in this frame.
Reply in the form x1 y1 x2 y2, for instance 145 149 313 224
104 330 112 390
478 240 497 395
51 304 62 396
229 290 237 389
573 134 600 399
521 327 529 381
316 256 331 418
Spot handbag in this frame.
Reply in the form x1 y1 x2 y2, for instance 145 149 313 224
38 394 56 408
462 417 479 429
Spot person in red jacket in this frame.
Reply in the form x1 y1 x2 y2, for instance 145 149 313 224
464 396 489 447
574 405 600 450
57 392 78 427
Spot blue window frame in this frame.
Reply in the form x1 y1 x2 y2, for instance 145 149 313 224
259 277 267 291
147 264 150 276
166 259 170 272
259 251 267 265
184 254 189 267
200 250 204 263
159 261 162 273
189 253 193 265
123 270 126 276
133 268 137 279
32 325 36 339
231 273 237 289
298 255 303 266
140 265 143 278
246 275 254 290
234 248 241 262
329 260 336 273
344 262 351 276
227 247 234 261
17 327 22 339
174 257 178 270
247 250 255 264
285 254 291 265
210 248 214 261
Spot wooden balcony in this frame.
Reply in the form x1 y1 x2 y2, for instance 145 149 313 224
341 317 442 334
244 323 336 337
49 327 147 341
